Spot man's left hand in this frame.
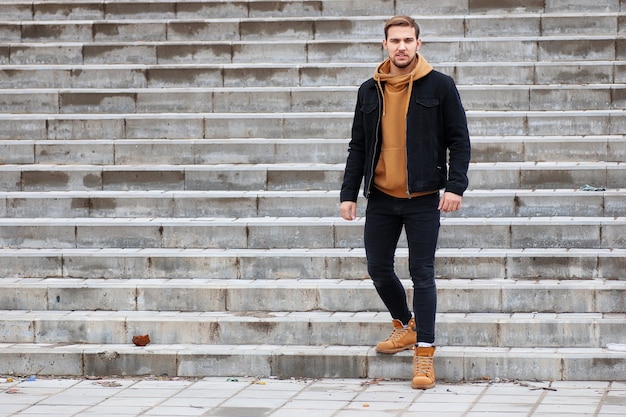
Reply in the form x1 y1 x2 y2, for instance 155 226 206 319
438 192 462 213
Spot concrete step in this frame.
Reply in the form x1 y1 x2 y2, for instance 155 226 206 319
0 62 621 87
471 135 626 163
0 13 620 42
0 138 350 165
0 0 623 384
1 84 624 114
0 342 623 381
0 1 333 20
1 36 624 65
0 0 621 20
1 136 624 165
1 278 624 314
1 189 624 218
0 216 624 250
1 310 623 348
0 1 354 21
468 161 623 190
0 162 622 191
1 247 623 280
1 110 625 140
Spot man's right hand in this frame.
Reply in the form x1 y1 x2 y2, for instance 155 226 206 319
340 201 357 221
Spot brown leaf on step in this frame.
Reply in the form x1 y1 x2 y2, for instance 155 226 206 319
132 334 151 346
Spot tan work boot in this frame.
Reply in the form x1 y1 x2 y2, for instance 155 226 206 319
412 346 436 389
375 318 417 354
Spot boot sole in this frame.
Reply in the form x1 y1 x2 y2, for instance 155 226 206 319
375 344 414 354
411 381 436 389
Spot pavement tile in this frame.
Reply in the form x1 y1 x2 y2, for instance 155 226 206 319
237 390 298 399
6 387 71 396
141 406 207 416
13 404 90 414
548 380 611 389
599 405 626 414
38 394 106 406
159 396 225 408
361 382 421 394
408 400 472 412
531 414 594 417
534 404 599 414
54 387 125 397
471 403 535 412
352 390 418 402
477 394 542 404
402 413 465 417
13 378 79 388
0 404 29 414
204 406 273 417
0 377 622 416
220 396 289 408
269 409 336 417
539 394 605 404
603 394 626 406
5 415 69 417
173 388 240 398
334 411 399 417
131 379 194 389
74 406 153 416
241 380 307 393
429 383 487 395
279 399 350 410
74 379 136 389
293 389 360 400
478 384 546 396
114 387 182 397
0 394 49 405
95 396 166 407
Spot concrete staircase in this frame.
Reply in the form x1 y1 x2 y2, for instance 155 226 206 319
1 0 625 381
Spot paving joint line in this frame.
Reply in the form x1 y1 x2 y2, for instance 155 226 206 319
458 381 491 417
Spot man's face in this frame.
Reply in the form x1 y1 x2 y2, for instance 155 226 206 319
383 25 421 73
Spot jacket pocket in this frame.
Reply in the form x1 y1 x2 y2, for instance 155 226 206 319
414 98 439 108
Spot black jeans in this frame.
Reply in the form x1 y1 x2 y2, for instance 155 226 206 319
364 187 440 344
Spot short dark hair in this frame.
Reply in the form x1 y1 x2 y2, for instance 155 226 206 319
384 15 420 39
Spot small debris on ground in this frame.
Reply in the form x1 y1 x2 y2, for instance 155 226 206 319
579 184 606 191
93 381 123 388
132 334 151 346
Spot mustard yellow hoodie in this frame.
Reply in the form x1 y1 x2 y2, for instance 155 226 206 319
373 54 434 198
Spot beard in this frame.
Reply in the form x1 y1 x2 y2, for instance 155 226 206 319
391 54 417 69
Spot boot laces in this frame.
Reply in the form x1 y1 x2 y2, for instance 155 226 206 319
387 327 407 342
414 355 434 376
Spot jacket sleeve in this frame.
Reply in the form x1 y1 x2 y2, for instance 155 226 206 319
442 77 471 196
340 89 366 202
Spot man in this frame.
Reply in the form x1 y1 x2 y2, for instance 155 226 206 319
339 15 471 389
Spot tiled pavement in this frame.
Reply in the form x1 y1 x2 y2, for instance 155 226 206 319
1 376 624 417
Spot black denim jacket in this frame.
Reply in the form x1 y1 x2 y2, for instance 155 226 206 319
340 70 471 202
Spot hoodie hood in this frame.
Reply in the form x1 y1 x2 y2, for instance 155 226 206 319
373 53 433 115
374 53 433 83
371 53 434 198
